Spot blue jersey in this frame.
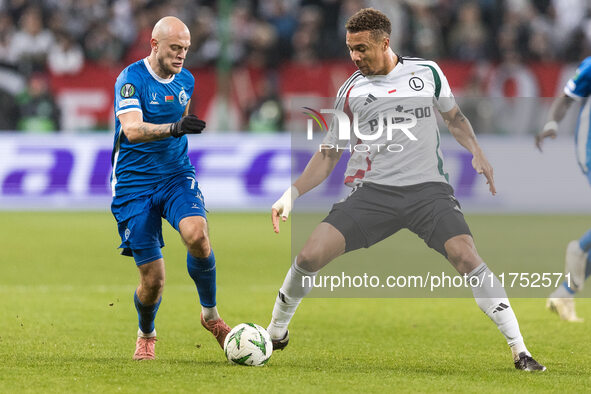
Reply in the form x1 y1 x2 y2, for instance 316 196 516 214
565 56 591 99
111 58 195 197
565 57 591 175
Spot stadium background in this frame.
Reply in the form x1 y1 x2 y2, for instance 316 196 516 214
2 1 591 392
1 0 591 212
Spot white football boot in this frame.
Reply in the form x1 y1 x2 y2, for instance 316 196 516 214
546 297 584 322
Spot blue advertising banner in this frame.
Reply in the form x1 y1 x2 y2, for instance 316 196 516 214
0 134 589 212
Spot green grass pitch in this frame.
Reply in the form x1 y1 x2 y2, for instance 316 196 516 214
1 212 590 393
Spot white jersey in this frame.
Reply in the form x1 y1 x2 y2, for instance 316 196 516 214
323 56 456 187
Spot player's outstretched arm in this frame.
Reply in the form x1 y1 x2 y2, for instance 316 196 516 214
441 105 496 195
119 111 206 143
535 93 574 152
272 147 343 233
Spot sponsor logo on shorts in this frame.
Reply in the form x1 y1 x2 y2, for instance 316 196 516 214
124 228 131 240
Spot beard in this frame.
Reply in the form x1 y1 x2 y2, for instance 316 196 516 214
158 56 180 76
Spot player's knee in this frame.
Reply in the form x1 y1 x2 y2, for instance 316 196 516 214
297 246 324 272
180 219 211 257
445 238 481 273
186 230 211 257
447 248 472 266
142 274 165 296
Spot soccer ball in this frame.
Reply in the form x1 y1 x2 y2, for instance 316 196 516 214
223 323 272 366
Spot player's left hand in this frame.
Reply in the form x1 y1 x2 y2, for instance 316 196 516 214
472 153 496 195
170 114 206 137
271 185 299 234
535 130 557 152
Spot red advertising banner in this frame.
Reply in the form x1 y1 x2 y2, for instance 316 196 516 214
48 61 575 132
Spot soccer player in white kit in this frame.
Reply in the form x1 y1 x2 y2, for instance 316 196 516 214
268 8 545 371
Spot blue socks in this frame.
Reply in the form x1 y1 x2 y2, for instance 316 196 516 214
134 291 161 334
578 230 591 280
187 250 217 308
132 251 216 334
578 229 591 252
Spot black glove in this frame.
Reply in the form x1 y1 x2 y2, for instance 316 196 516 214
170 114 206 137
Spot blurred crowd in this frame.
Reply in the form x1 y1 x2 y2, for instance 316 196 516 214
0 0 590 132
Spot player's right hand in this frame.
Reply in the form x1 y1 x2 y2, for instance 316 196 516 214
535 129 557 152
271 185 299 234
170 114 206 137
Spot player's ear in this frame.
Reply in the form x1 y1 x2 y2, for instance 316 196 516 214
150 38 159 52
382 36 389 51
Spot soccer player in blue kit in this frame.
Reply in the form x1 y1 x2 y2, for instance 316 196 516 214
111 16 231 360
536 56 591 322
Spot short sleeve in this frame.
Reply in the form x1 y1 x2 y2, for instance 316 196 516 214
564 58 591 100
322 73 359 145
430 62 456 113
114 69 143 117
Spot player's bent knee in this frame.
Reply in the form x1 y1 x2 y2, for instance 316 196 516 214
445 236 482 274
297 246 324 272
186 231 211 257
179 217 210 256
185 229 209 249
143 275 165 294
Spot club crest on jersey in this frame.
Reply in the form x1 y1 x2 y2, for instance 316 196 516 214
120 83 136 98
178 89 188 106
409 77 424 91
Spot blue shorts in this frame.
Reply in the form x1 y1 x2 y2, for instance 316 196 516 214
111 173 206 265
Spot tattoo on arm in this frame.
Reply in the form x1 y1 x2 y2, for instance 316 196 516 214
321 148 341 161
445 107 475 141
454 110 466 123
138 123 171 140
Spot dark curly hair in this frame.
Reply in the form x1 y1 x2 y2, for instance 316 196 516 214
345 8 391 41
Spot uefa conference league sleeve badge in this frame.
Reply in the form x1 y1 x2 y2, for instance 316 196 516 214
120 83 136 98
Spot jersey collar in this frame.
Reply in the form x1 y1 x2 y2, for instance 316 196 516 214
387 57 404 77
143 58 175 84
366 54 403 80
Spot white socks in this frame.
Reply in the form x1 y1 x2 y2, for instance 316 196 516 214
268 260 318 340
468 262 529 358
268 260 531 359
137 328 156 338
202 306 220 321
